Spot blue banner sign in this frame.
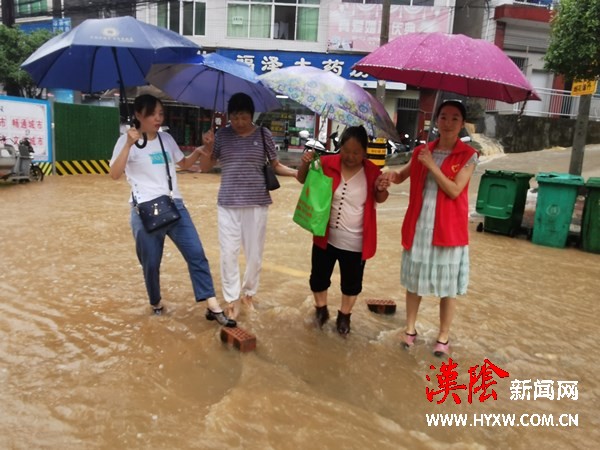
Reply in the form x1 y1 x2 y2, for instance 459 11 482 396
218 49 374 83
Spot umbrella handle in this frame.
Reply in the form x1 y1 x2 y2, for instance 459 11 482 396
135 133 147 149
130 118 147 148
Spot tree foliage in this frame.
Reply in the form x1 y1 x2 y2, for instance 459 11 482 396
0 25 55 98
544 0 600 82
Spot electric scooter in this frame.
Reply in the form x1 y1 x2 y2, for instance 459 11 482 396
0 136 44 183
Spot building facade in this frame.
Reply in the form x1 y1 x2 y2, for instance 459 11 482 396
3 0 572 147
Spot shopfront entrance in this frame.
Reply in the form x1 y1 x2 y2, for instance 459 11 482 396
257 97 322 152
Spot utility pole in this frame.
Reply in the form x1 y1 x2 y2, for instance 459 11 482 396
569 94 591 175
375 0 391 104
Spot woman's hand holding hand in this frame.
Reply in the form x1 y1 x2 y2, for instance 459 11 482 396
381 171 396 184
376 174 390 192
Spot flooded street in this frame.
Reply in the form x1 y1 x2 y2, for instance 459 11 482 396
1 146 599 449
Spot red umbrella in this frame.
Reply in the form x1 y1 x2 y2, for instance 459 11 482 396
353 32 540 104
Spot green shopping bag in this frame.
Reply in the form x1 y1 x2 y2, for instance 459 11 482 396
293 155 333 237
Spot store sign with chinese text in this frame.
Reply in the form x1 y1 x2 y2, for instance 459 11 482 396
571 80 598 96
0 96 52 163
218 49 405 91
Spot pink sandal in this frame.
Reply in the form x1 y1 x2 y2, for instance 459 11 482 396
433 340 450 357
403 331 417 349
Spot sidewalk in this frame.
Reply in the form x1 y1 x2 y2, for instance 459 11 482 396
277 143 600 178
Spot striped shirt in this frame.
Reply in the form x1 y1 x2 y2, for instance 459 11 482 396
213 125 278 207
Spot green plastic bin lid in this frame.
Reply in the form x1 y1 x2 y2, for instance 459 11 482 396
586 177 600 188
536 172 584 186
483 169 534 178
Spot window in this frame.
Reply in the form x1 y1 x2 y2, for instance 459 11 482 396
227 1 319 42
510 56 528 74
158 1 206 36
16 0 48 16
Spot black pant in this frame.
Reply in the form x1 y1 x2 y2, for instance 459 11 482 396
309 244 365 296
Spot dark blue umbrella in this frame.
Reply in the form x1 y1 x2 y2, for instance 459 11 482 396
21 16 201 95
146 53 280 113
21 16 201 146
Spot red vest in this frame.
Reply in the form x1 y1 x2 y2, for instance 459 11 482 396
314 154 382 260
402 139 478 250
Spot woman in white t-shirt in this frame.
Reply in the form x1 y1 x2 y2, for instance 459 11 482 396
109 94 235 327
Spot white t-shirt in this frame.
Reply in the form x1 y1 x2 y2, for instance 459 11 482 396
110 132 184 204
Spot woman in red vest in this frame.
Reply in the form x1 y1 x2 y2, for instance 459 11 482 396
384 100 478 357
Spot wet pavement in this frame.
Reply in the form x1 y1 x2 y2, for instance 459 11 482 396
0 144 599 449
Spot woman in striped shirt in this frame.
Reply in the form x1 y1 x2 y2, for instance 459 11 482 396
199 93 298 320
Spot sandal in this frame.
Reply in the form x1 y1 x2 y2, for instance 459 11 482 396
151 302 164 316
433 340 450 358
403 331 417 349
205 308 237 328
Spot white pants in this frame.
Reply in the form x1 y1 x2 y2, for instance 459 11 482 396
217 205 268 303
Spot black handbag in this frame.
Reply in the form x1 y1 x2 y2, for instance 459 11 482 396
132 134 181 232
261 127 280 191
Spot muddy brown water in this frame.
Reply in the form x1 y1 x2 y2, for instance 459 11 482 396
1 146 599 449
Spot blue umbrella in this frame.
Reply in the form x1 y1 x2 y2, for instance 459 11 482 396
21 16 201 95
146 53 280 113
21 16 201 146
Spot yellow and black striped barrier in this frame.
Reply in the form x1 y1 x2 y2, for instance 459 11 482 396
367 138 387 167
37 162 53 175
45 160 111 175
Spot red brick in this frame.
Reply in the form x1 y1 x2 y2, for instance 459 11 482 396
366 299 397 315
220 326 257 352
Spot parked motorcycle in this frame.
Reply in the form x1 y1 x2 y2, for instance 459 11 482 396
386 135 413 164
20 138 44 182
0 136 44 183
400 132 426 150
301 128 342 156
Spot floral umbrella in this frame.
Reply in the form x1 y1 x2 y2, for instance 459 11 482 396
259 66 399 140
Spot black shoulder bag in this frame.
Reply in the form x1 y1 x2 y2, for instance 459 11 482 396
261 126 280 191
131 133 181 232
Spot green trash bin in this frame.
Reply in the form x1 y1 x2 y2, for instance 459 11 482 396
532 172 584 248
581 177 600 253
475 170 534 236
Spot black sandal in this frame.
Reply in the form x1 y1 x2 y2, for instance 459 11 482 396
151 302 164 316
205 309 237 327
